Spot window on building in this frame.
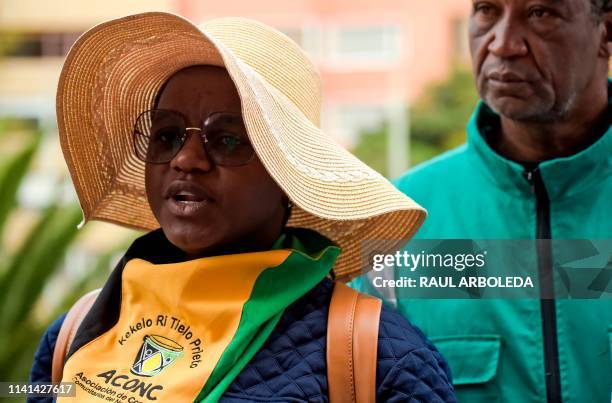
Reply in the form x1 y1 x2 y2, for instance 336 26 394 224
330 103 387 147
280 26 323 61
328 25 401 64
2 33 41 57
1 32 81 58
281 28 302 47
452 17 470 61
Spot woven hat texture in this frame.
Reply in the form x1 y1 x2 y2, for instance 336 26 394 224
57 12 426 280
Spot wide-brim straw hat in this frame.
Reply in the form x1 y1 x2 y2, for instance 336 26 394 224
57 11 426 281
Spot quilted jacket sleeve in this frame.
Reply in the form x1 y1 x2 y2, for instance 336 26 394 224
376 304 456 402
28 314 66 403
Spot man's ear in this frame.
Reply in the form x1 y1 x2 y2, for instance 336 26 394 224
599 11 612 58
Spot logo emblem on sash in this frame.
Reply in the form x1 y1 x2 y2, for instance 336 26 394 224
131 334 184 377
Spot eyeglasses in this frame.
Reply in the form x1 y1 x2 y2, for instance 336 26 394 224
133 109 255 166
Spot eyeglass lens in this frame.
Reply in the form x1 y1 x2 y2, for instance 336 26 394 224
133 109 254 166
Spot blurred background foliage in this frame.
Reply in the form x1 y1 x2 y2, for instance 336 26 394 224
0 121 128 387
353 66 478 178
0 24 136 382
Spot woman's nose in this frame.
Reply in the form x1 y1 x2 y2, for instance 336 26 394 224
169 130 213 172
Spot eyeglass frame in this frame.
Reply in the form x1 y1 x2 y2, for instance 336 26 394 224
132 108 256 166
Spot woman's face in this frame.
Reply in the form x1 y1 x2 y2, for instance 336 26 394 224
145 65 287 257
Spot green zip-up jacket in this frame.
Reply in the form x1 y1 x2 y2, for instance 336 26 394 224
354 96 612 402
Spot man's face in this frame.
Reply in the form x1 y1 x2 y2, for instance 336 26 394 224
469 0 607 122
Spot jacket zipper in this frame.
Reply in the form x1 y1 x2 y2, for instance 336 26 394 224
524 168 562 403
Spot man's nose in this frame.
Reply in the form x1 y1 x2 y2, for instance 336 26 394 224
169 130 213 173
487 17 528 58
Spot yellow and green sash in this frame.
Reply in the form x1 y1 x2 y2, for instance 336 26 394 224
58 228 339 402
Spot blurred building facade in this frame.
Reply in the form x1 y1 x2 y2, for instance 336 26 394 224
0 0 176 254
1 0 471 147
179 0 471 147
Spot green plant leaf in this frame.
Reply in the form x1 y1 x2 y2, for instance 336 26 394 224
0 204 82 330
0 133 40 244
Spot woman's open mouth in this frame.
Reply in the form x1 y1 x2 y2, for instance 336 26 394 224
173 192 205 203
164 182 213 217
167 196 209 216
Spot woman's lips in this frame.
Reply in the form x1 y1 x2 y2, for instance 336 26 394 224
163 180 214 217
166 197 210 217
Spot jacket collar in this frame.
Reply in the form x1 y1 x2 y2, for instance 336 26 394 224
466 82 612 199
124 227 335 265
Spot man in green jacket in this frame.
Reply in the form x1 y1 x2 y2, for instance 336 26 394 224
354 0 611 401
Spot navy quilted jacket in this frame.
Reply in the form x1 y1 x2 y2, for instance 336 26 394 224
29 278 456 402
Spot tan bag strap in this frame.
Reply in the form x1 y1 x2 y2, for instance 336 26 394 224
327 281 382 403
51 288 101 383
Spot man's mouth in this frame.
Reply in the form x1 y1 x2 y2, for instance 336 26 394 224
488 71 528 83
485 70 534 97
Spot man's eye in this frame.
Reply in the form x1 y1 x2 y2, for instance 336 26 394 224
473 2 497 16
528 7 553 18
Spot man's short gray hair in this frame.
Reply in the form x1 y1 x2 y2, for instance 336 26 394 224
591 0 612 17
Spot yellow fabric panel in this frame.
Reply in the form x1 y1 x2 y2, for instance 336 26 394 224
58 250 291 402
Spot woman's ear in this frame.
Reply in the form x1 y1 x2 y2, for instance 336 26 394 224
280 194 293 209
281 195 293 226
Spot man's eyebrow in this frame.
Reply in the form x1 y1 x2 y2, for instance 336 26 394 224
528 0 576 13
534 0 569 7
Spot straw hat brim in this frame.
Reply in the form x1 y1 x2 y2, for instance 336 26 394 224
57 12 426 281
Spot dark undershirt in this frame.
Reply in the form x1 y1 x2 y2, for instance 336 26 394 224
478 102 611 169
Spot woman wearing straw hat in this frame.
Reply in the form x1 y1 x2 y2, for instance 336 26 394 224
29 12 455 403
